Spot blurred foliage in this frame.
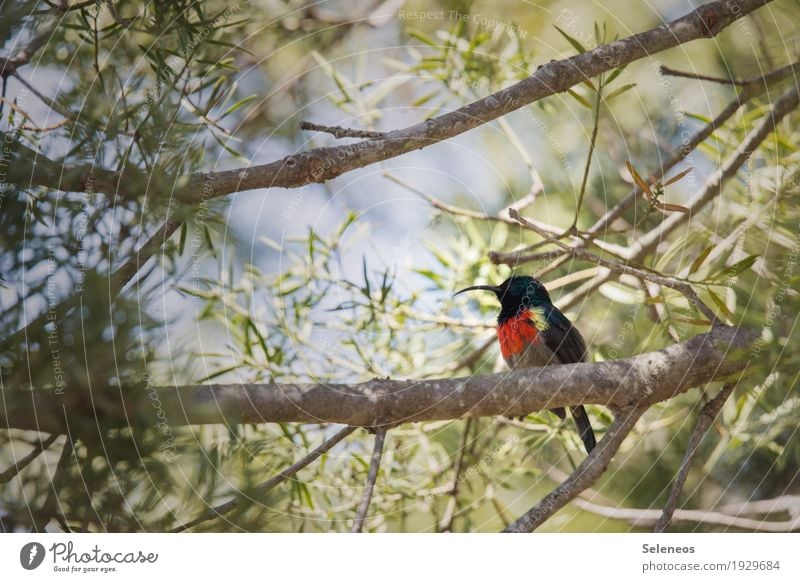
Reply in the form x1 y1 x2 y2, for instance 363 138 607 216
1 0 798 533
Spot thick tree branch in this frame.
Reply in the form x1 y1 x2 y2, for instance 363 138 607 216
1 325 754 433
3 0 772 201
300 121 386 139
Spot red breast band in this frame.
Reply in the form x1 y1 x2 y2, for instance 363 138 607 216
497 309 539 359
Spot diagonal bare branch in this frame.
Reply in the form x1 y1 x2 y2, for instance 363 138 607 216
654 382 736 532
504 406 647 532
3 0 773 201
351 428 387 533
171 425 356 532
495 59 800 272
504 208 719 323
0 433 59 484
557 82 800 311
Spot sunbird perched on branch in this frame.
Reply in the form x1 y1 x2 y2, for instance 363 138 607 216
456 275 597 453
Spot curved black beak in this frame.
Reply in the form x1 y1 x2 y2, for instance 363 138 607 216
453 284 501 297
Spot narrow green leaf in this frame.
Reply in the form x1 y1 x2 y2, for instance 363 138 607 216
605 83 637 101
423 105 441 120
219 94 257 119
178 222 188 255
553 25 587 54
606 67 624 84
707 288 735 319
248 319 270 361
716 255 759 279
685 111 713 124
408 29 438 46
198 365 239 383
412 90 438 107
210 131 247 161
566 88 592 109
362 256 371 298
689 245 714 275
203 225 216 258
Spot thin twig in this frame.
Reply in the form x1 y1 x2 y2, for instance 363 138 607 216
172 425 356 532
544 465 800 531
507 208 719 323
717 495 800 516
382 171 565 238
573 497 800 532
626 83 800 261
561 98 790 305
11 71 74 122
654 383 736 532
495 116 546 212
0 17 59 75
300 121 386 139
438 419 471 532
0 433 59 484
584 59 799 241
497 188 542 219
500 59 800 278
571 77 604 231
351 428 387 532
659 65 748 86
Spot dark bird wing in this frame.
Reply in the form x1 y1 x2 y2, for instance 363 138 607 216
541 306 596 453
541 305 587 365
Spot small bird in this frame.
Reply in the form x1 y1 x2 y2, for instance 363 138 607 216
455 274 596 453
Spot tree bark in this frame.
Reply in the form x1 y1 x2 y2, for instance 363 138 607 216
1 326 754 433
2 0 772 203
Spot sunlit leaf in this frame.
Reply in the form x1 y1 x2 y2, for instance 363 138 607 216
707 288 735 319
626 161 653 199
553 25 587 54
663 167 693 187
566 88 592 109
605 83 637 101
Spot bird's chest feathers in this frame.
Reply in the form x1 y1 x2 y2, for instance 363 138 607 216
497 308 552 366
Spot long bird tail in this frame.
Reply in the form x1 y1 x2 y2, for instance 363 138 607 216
570 405 596 453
